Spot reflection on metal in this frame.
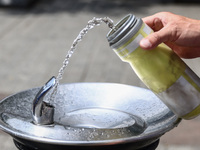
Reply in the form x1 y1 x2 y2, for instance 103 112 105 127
0 83 181 150
32 76 56 125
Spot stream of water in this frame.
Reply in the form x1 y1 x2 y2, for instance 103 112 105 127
49 17 115 102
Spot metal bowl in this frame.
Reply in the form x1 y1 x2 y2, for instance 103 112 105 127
0 83 181 150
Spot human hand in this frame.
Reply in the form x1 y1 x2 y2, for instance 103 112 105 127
139 12 200 58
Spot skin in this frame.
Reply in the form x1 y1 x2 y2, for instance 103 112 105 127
139 12 200 59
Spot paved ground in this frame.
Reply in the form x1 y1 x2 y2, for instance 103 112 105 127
0 0 200 149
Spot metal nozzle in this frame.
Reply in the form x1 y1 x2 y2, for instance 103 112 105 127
32 76 56 125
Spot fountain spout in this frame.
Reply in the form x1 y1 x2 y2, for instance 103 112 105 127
32 76 56 125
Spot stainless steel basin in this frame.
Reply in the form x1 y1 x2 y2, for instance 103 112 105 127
0 82 181 150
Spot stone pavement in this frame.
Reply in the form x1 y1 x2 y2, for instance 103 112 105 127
0 0 200 149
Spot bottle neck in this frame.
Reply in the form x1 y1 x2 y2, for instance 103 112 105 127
107 14 143 49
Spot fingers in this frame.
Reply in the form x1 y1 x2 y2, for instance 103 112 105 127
140 12 179 50
142 14 164 31
142 16 156 28
140 27 172 49
140 14 166 49
139 38 153 49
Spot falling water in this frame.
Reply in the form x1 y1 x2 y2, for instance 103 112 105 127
49 17 115 102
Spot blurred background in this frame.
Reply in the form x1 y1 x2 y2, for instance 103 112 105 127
0 0 200 149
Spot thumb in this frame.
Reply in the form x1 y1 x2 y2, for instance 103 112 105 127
140 27 171 50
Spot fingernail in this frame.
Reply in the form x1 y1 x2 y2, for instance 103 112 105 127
140 39 152 49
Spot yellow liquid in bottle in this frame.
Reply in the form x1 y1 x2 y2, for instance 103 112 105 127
127 43 186 93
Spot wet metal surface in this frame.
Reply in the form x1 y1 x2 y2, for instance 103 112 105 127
0 83 179 149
